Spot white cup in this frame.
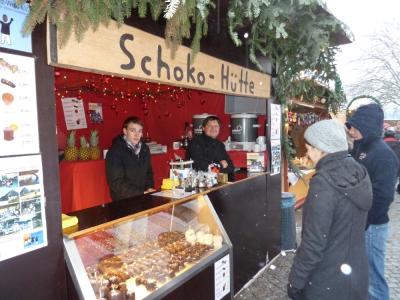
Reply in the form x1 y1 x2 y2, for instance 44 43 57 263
173 141 180 150
256 136 266 144
254 144 261 152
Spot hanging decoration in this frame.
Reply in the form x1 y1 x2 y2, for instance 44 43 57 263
54 68 193 118
287 112 326 127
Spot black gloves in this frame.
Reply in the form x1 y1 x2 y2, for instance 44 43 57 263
287 283 303 300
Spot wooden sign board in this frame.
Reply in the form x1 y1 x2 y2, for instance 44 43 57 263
47 21 270 99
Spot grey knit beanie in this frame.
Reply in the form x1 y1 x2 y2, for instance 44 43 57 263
304 120 348 153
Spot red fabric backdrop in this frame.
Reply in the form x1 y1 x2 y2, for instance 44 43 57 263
55 68 266 151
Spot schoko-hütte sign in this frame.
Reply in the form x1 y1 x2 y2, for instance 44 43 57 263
48 21 270 98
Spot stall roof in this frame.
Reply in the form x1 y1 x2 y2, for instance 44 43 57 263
53 3 351 95
289 99 328 112
315 5 353 46
122 1 351 73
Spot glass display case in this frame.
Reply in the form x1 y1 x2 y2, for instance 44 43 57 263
64 195 232 300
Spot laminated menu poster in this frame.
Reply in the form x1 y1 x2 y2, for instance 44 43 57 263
0 0 32 53
247 152 265 172
0 154 48 262
214 254 230 300
270 103 282 140
61 97 88 130
271 140 281 175
0 52 39 156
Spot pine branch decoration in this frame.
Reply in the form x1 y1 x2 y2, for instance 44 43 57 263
149 0 164 20
17 0 214 56
138 0 148 18
164 0 181 20
227 0 349 167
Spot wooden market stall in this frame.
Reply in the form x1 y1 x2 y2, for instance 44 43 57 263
0 1 350 299
283 98 331 207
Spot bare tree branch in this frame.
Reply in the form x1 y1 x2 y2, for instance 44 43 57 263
346 22 400 106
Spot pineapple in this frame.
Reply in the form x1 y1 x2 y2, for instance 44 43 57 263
79 136 90 160
89 130 101 160
64 131 78 161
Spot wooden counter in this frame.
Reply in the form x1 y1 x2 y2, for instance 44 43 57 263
59 149 186 213
59 150 265 213
66 171 266 234
288 169 315 208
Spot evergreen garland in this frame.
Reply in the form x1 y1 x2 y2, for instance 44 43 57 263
164 0 181 19
17 0 214 56
228 0 349 170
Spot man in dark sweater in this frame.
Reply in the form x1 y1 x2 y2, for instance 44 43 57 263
106 116 154 201
346 104 399 300
187 116 234 176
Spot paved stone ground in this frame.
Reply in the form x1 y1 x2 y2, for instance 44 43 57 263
235 193 400 299
386 193 400 299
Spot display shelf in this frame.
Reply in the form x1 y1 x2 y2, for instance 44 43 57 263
64 195 232 300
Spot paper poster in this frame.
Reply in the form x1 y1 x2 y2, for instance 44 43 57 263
61 97 87 130
0 154 47 262
270 103 281 140
88 102 103 124
0 52 39 156
214 254 230 300
0 0 32 53
271 140 281 175
247 152 265 173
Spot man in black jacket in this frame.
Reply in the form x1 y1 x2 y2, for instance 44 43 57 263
383 128 400 193
106 116 154 201
187 116 234 176
346 104 398 300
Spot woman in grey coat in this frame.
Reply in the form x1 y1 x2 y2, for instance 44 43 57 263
288 120 373 300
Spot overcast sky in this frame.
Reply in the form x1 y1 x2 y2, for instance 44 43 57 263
324 0 400 117
325 0 399 85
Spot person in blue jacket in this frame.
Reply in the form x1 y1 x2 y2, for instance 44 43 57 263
346 103 399 300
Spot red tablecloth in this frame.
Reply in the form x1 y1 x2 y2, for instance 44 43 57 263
59 149 265 213
59 159 111 213
59 149 186 213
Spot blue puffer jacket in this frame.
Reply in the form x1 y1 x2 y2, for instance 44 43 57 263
347 104 399 227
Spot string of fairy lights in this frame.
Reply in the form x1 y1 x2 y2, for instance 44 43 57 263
54 69 200 116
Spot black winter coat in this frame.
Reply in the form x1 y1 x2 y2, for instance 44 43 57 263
187 133 234 174
106 135 154 201
289 151 372 300
384 138 400 177
347 104 399 227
